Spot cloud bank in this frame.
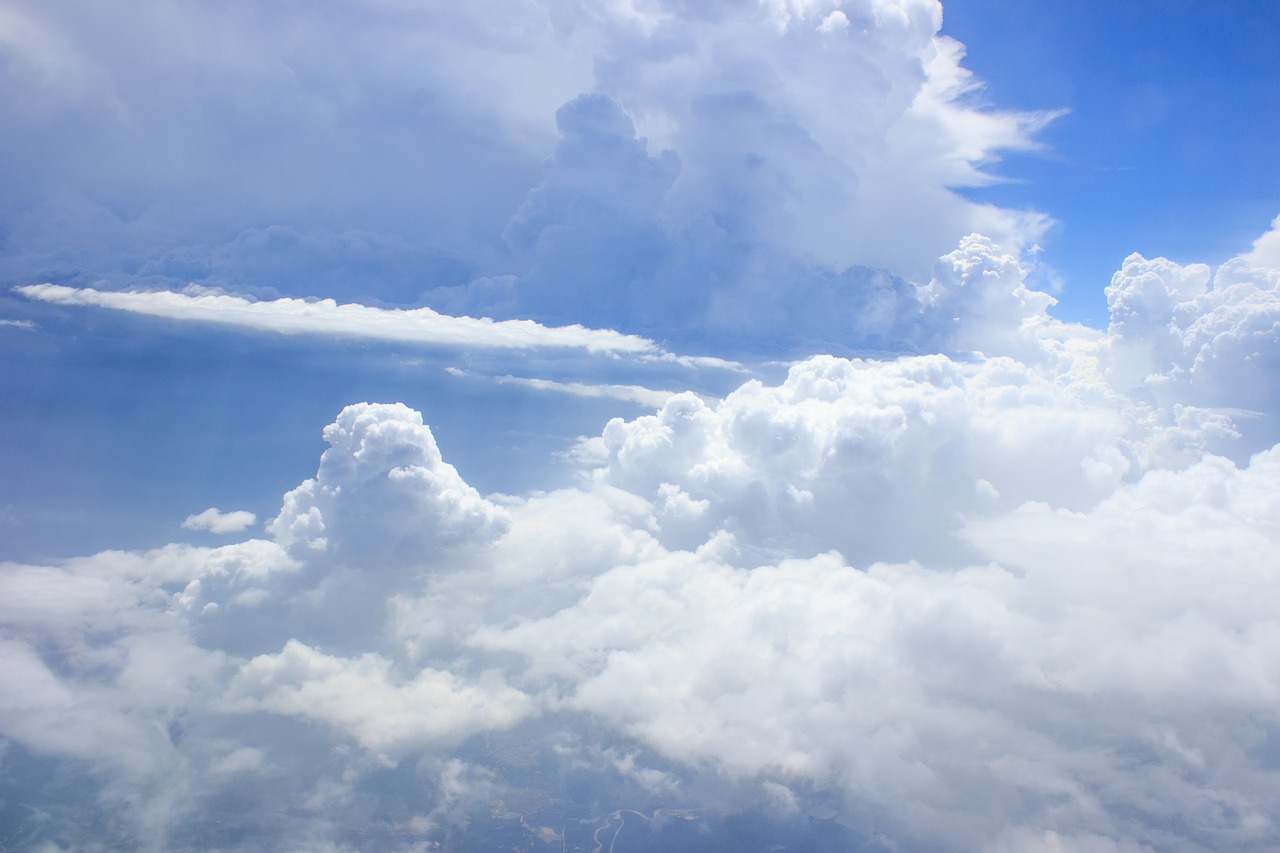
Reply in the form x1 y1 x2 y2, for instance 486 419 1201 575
2 0 1057 352
5 227 1280 851
6 0 1280 850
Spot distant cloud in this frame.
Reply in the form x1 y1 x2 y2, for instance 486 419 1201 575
16 284 659 355
1105 247 1280 444
447 367 681 408
182 507 257 534
0 318 36 330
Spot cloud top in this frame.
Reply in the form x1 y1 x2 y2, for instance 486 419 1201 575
268 401 509 561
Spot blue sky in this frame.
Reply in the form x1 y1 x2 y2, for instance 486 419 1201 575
942 0 1280 322
3 1 1280 851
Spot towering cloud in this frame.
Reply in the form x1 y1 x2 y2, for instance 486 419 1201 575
3 0 1052 351
270 401 509 563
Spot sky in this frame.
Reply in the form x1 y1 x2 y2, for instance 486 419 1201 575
2 1 1280 851
940 0 1280 324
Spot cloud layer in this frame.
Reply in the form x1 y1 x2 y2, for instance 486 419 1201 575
6 1 1280 851
3 0 1056 352
5 226 1280 850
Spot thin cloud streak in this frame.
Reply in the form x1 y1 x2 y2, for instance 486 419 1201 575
16 283 660 355
447 367 682 407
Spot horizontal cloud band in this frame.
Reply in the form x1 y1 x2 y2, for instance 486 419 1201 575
17 283 659 355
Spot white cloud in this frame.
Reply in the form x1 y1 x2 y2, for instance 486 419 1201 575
224 640 532 758
182 507 257 534
1103 241 1280 451
446 366 682 407
268 402 508 561
7 223 1280 849
16 283 659 355
3 0 1059 349
589 350 1222 563
5 0 1280 842
469 444 1280 850
1243 214 1280 270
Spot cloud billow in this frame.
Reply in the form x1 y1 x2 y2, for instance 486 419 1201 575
5 0 1052 356
6 0 1280 851
6 224 1280 850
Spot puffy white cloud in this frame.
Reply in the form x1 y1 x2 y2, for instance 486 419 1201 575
224 640 532 758
919 233 1061 359
591 350 1219 563
0 540 299 844
469 447 1280 850
15 0 1280 849
268 402 508 562
9 221 1280 850
182 507 257 534
1103 237 1280 452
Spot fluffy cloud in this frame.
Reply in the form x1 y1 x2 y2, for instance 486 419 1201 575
1104 248 1280 453
1243 214 1280 270
269 401 509 578
0 540 296 844
6 0 1280 847
182 507 257 534
6 225 1280 850
224 640 532 758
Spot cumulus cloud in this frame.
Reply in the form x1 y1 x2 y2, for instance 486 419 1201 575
268 402 508 560
7 0 1280 849
9 221 1280 848
1103 244 1280 453
182 507 257 534
224 640 532 758
1243 214 1280 270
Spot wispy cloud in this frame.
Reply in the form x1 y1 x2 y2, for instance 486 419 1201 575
447 367 683 407
16 284 659 355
